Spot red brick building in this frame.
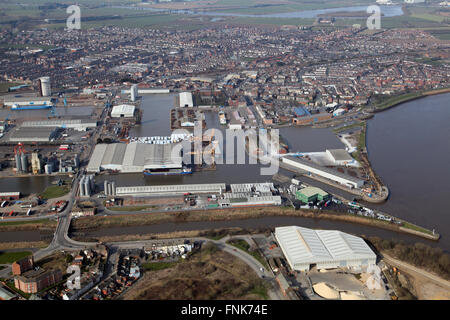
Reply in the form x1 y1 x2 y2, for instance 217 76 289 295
292 113 332 125
14 269 63 294
12 256 34 276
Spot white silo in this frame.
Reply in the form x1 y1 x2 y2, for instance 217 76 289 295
84 178 91 197
130 84 138 102
44 163 53 174
39 77 51 97
20 153 28 173
79 176 86 197
104 181 109 196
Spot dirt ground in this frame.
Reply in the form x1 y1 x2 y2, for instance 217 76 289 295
407 273 450 300
122 246 266 300
122 196 184 207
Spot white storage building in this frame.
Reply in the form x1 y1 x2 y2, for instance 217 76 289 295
87 142 182 173
22 119 97 131
179 92 193 107
275 226 377 272
116 183 226 197
111 104 135 118
281 156 364 189
326 149 354 166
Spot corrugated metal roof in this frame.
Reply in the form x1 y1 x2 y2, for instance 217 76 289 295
117 183 225 195
87 143 182 172
283 156 363 184
298 186 328 198
275 226 376 266
326 149 353 162
179 92 193 107
111 104 135 117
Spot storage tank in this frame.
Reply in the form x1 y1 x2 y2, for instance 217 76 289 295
104 181 109 196
20 153 28 173
79 177 86 197
74 155 80 168
111 181 116 196
39 76 51 97
15 153 22 172
107 183 112 196
84 179 91 197
44 163 53 174
88 174 94 191
130 84 138 102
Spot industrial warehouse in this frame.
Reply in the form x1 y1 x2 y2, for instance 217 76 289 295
281 156 364 189
295 186 330 203
110 105 136 118
2 96 53 108
275 226 377 272
104 181 282 207
115 183 226 197
87 142 183 173
21 119 98 131
179 92 193 107
9 127 60 142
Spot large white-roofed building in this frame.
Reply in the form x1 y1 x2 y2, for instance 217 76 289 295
275 226 376 272
111 104 135 118
281 156 364 189
87 142 182 173
22 119 97 131
179 92 193 107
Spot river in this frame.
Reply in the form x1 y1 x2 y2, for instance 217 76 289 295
114 5 403 19
366 92 450 251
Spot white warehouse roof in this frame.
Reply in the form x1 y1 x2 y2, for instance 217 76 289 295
111 104 135 118
116 183 226 196
275 226 376 272
179 92 193 107
282 156 364 188
87 142 182 173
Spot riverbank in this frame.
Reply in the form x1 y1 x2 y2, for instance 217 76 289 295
371 87 450 113
0 219 56 232
70 206 438 241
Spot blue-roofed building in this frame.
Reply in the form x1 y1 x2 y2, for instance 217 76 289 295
294 107 311 117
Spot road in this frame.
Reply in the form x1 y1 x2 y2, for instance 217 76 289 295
381 253 450 291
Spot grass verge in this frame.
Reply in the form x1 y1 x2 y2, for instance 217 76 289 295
40 185 70 199
0 251 32 264
141 261 179 271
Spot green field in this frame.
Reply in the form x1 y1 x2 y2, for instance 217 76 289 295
1 0 447 30
39 185 70 199
142 261 179 271
332 121 364 133
0 251 32 264
109 205 157 212
373 92 423 111
0 218 55 228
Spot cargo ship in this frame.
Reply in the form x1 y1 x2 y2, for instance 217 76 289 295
143 166 192 176
11 104 53 110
